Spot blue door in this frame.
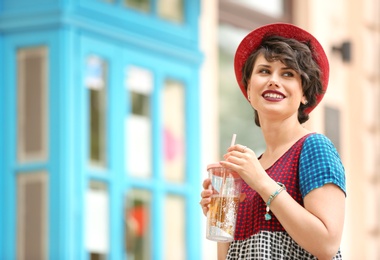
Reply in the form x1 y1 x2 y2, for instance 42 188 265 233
79 34 202 260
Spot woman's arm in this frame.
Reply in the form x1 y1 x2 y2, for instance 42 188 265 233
220 144 345 259
218 242 230 260
257 179 345 259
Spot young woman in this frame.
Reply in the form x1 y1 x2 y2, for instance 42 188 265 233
200 23 346 259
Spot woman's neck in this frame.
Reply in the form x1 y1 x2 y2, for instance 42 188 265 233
260 118 310 156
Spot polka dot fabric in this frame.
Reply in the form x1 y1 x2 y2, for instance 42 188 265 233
234 135 308 240
229 133 345 259
227 231 343 259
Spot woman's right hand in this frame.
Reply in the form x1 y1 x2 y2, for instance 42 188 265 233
200 178 213 216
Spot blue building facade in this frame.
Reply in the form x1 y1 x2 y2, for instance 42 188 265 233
0 0 203 259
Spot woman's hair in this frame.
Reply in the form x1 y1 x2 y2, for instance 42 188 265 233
241 35 324 126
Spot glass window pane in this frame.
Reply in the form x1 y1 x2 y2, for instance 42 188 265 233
17 171 48 260
158 0 184 23
85 181 109 256
234 0 284 17
17 47 48 163
86 56 108 167
89 253 107 260
325 106 341 153
124 0 150 12
218 24 266 157
131 92 150 117
164 195 186 260
125 66 153 178
163 79 185 182
125 189 152 260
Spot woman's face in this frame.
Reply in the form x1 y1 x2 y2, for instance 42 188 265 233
247 54 305 123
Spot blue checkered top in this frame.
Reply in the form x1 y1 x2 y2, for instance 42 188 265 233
299 133 346 198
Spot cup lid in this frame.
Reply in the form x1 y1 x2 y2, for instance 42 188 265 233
206 163 241 179
206 163 223 170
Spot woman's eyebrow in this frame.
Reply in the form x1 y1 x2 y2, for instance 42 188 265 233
281 66 295 70
256 64 271 68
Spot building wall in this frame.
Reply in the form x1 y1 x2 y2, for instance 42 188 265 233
294 0 380 259
0 1 204 259
200 0 380 259
199 0 219 259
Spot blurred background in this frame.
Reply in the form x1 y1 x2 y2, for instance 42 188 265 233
0 0 379 259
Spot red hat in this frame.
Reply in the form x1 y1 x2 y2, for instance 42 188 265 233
234 23 329 114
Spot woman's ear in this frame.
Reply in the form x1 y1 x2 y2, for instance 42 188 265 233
301 95 308 105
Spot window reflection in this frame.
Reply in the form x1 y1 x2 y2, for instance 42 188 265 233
162 79 185 182
125 189 151 260
86 56 108 167
124 0 150 12
89 253 107 260
234 0 284 17
165 195 186 260
158 0 184 23
125 66 152 178
324 106 341 153
131 91 150 117
218 24 266 157
86 181 109 259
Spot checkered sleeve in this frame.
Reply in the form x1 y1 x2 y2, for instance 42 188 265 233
299 134 346 198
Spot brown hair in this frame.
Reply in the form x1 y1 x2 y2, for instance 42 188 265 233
241 35 324 126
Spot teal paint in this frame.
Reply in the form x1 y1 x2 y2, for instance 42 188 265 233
0 1 203 259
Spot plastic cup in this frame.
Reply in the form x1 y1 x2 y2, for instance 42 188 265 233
206 163 242 242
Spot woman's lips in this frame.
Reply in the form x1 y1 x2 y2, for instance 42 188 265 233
262 90 285 102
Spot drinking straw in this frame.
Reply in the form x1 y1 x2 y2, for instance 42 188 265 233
219 134 237 196
230 134 237 147
210 134 238 194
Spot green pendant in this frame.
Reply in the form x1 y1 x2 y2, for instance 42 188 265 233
265 213 272 221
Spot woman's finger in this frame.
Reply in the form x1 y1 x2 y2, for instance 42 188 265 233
201 188 213 199
227 144 250 153
202 178 211 189
200 197 211 216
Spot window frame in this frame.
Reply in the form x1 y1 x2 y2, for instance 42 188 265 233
79 34 201 259
219 0 293 30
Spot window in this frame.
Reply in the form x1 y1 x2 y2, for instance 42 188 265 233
17 47 48 163
86 181 109 259
125 66 153 178
125 189 152 260
85 56 108 167
162 79 186 182
219 0 291 30
158 0 184 23
103 0 185 23
324 106 341 152
234 0 284 18
218 0 293 157
164 195 186 260
218 24 265 156
123 0 150 12
17 172 48 260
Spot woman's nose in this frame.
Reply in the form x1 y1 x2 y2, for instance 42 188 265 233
268 79 279 87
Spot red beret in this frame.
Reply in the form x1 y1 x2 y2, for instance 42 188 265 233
234 23 329 114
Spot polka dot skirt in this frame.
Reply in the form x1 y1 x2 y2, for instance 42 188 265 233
227 231 343 259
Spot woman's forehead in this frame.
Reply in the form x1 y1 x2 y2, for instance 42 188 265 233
254 54 288 68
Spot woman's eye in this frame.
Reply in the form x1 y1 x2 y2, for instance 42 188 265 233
283 72 294 77
259 69 270 74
